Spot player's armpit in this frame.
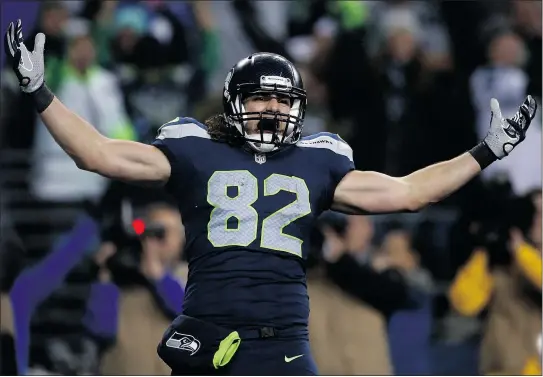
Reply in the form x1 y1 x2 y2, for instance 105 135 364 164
91 139 171 187
331 170 417 214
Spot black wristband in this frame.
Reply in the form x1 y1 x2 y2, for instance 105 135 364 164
29 84 54 113
469 141 497 170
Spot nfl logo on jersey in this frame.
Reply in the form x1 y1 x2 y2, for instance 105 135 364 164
254 154 266 164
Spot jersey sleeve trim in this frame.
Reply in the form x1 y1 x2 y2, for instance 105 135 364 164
297 132 353 162
156 117 210 140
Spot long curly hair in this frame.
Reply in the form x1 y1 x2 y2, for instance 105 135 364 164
204 113 244 146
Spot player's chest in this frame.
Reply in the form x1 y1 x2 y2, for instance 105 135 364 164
189 149 328 216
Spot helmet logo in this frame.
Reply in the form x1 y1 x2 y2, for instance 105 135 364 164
260 75 292 90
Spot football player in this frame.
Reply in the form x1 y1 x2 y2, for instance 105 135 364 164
5 20 537 376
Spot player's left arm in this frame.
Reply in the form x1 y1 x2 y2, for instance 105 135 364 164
332 96 538 214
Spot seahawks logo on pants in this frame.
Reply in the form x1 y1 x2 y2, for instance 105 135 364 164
166 332 201 355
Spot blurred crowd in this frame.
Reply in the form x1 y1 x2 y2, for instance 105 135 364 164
0 0 541 375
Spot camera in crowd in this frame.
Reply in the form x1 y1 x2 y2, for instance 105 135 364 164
472 177 539 266
84 182 174 286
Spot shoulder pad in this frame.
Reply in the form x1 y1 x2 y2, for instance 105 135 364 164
156 117 210 140
298 132 353 162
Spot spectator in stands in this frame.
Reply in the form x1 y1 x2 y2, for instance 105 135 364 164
98 201 185 375
512 0 542 99
1 212 100 375
377 223 434 294
367 5 444 176
79 0 119 69
317 2 378 156
97 1 210 136
366 1 452 70
308 214 414 374
1 188 179 375
449 189 542 375
377 223 435 375
207 0 289 95
19 18 134 262
31 19 135 206
470 27 541 195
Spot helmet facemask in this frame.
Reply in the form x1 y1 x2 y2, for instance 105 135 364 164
225 76 307 153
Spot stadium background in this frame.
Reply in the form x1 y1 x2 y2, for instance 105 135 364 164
0 0 541 375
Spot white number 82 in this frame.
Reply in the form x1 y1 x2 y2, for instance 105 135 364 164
207 170 311 257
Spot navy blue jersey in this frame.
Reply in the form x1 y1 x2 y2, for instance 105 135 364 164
152 117 354 330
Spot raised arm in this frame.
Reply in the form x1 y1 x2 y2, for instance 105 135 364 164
332 153 480 213
332 96 538 214
40 98 170 185
4 21 170 186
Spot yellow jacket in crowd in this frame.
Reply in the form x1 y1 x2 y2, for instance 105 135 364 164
448 242 542 375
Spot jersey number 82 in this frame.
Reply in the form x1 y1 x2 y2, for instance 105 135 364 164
206 170 311 257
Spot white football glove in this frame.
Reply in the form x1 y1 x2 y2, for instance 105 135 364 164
484 95 538 159
4 19 46 94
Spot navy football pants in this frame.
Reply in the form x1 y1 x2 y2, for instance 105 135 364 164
170 338 318 376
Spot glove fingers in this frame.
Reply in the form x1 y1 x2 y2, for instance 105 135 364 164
4 22 16 58
4 22 24 83
519 107 531 130
34 33 46 55
15 19 23 45
515 96 538 132
490 98 503 121
506 119 523 136
524 95 537 120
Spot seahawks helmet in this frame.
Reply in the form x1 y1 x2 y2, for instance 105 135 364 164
222 52 307 153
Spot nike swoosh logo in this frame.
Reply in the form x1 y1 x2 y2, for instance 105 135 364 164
284 354 304 363
19 48 33 72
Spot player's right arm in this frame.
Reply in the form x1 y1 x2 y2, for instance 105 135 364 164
4 20 170 186
332 95 537 214
40 98 171 185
